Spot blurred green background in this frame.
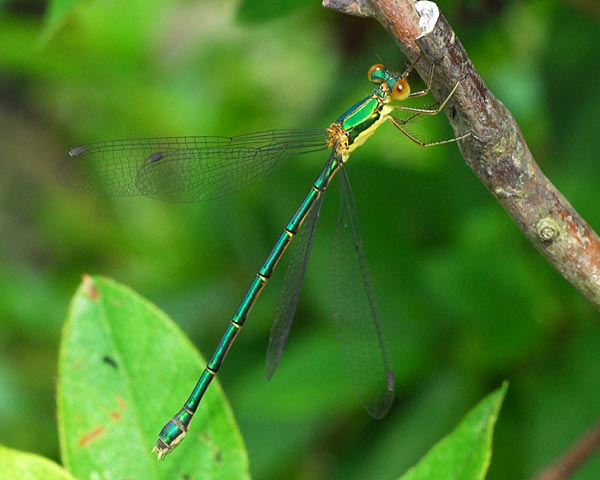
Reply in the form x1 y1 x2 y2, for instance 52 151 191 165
1 0 600 478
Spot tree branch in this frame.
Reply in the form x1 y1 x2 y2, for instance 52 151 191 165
323 0 600 307
533 418 600 480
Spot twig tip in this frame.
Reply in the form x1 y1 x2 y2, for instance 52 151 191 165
415 1 440 38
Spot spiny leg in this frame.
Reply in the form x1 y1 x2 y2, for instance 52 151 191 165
395 78 461 117
399 53 422 80
393 62 442 124
405 61 435 99
389 80 470 147
393 100 439 127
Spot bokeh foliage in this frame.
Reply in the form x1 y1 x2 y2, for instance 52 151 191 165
1 0 599 478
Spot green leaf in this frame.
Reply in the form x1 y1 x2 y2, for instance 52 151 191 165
399 382 508 480
0 444 76 480
57 275 249 479
236 0 314 23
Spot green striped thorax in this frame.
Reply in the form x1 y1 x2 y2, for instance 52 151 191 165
327 64 411 160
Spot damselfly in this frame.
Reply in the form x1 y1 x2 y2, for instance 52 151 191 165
58 58 469 459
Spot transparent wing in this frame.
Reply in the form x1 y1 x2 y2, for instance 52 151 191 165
332 165 395 418
265 193 324 379
57 129 328 202
264 153 337 379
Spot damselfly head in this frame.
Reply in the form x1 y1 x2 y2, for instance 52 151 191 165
368 64 410 103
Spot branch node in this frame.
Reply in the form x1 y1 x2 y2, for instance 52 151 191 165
536 217 561 243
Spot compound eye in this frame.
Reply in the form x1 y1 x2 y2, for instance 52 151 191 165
368 64 386 84
391 78 410 101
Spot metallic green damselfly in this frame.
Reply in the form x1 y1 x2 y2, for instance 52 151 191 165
59 59 469 459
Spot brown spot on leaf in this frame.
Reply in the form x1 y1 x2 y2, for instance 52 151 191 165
78 426 106 448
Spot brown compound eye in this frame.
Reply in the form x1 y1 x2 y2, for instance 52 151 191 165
391 78 410 101
368 64 386 84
